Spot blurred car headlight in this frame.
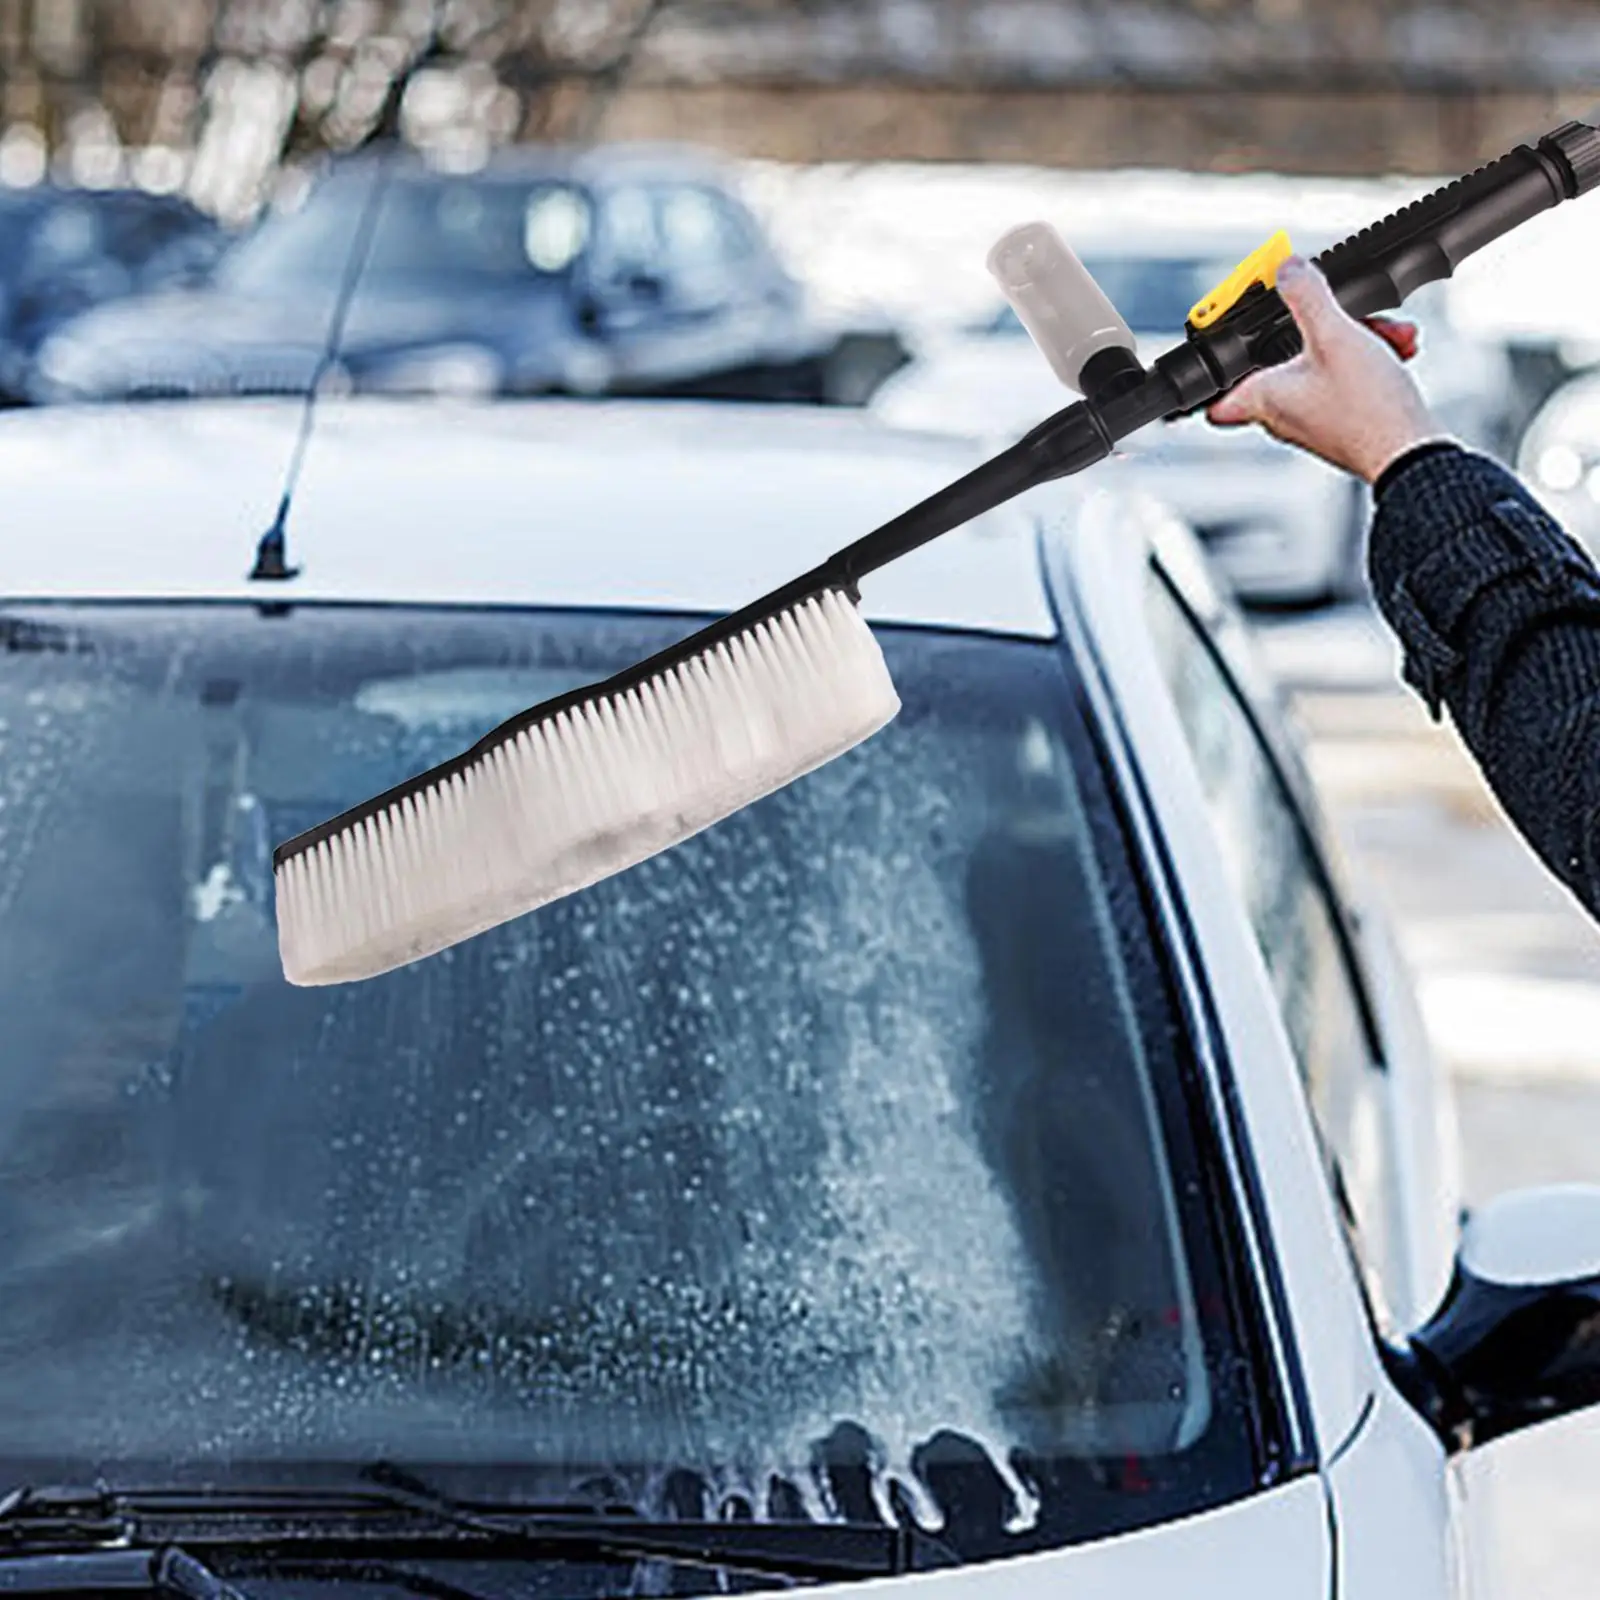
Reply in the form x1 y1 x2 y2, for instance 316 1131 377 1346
1526 437 1600 505
1536 442 1586 493
363 344 504 399
33 333 92 394
1517 376 1600 537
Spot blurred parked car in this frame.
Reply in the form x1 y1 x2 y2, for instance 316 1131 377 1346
1515 368 1600 555
30 146 906 405
0 184 224 401
873 239 1511 606
1 396 1596 1594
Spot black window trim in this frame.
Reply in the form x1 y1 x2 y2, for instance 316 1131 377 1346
1140 557 1409 1344
1143 561 1389 1073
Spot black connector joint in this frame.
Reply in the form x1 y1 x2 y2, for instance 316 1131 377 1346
1078 344 1146 405
1540 119 1600 198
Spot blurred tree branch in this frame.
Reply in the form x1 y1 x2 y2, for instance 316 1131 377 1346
0 0 1596 203
0 0 676 212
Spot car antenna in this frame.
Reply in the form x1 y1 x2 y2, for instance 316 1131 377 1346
248 150 395 583
249 2 446 588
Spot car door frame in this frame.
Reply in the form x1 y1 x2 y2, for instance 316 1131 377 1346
1041 486 1396 1453
1136 499 1461 1331
1045 486 1486 1591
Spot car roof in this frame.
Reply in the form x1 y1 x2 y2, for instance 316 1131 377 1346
0 399 1060 636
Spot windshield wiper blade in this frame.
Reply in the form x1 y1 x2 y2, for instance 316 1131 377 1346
0 1482 958 1584
347 1462 957 1580
228 1558 500 1600
0 1492 470 1600
0 1485 130 1548
0 1545 246 1600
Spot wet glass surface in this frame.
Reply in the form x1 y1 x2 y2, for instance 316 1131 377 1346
0 604 1258 1560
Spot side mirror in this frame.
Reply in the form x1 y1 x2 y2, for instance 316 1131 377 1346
1398 1184 1600 1450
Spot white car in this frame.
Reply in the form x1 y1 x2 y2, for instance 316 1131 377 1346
0 399 1592 1599
873 244 1511 607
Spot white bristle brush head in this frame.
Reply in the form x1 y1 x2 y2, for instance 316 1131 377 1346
275 589 900 986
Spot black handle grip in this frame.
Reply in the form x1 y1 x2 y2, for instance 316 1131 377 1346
1316 143 1571 320
1169 118 1600 400
1140 119 1600 434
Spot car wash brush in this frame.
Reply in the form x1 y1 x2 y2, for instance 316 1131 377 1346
276 117 1600 984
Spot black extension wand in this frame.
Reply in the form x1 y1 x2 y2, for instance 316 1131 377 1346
822 115 1600 588
274 115 1600 986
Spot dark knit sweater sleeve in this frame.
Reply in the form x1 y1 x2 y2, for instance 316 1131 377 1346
1367 443 1600 921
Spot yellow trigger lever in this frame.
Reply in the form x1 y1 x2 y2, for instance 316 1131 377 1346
1186 230 1294 330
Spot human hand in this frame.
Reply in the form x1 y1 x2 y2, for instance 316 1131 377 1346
1206 255 1447 484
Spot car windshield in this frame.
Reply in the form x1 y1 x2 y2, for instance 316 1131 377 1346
0 603 1258 1562
219 175 587 294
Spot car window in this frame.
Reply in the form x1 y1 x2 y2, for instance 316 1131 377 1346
219 177 587 291
1144 566 1403 1326
0 603 1261 1561
20 198 104 276
0 197 45 281
593 184 662 280
710 191 762 260
657 186 725 268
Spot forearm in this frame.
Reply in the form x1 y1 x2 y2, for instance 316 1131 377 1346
1367 444 1600 920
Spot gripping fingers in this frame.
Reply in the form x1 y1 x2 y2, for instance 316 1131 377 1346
1206 372 1270 428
